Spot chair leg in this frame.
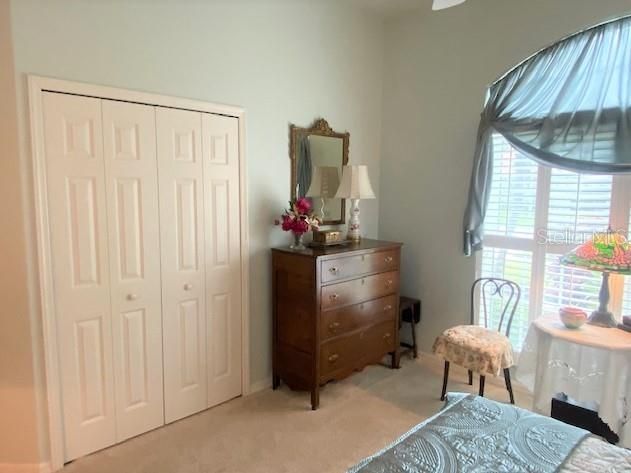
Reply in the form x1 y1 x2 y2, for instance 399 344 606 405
410 320 418 359
504 368 515 404
479 375 485 397
468 370 473 385
440 361 450 401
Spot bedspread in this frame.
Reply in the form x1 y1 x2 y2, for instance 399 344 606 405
349 393 590 473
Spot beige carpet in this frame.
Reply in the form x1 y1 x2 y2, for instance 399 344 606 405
62 353 532 473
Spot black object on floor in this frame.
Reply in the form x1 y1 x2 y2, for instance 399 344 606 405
399 296 421 358
551 392 619 444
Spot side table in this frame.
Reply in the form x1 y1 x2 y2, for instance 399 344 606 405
516 318 631 447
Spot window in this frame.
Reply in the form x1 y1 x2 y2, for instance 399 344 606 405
479 134 631 350
624 210 631 317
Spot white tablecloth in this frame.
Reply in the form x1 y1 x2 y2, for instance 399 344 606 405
516 318 631 448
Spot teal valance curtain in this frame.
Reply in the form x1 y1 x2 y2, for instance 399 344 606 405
463 15 631 256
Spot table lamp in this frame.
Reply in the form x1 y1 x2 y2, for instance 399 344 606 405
561 231 631 328
306 166 340 220
334 165 375 241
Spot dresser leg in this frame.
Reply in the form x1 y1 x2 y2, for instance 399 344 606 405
391 350 401 369
311 387 320 410
272 373 280 390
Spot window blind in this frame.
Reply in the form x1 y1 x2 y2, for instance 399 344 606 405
485 134 538 239
547 170 612 244
623 212 631 316
479 247 532 350
542 255 603 316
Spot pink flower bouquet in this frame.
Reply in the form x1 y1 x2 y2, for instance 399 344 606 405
275 198 320 249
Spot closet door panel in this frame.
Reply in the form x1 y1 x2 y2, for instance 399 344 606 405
202 114 243 407
157 107 207 423
102 100 164 440
42 92 116 461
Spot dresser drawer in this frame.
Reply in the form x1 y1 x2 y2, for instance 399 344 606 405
320 320 396 379
321 271 399 311
321 249 399 283
320 295 397 341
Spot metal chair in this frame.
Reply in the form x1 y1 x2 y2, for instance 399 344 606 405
435 277 520 404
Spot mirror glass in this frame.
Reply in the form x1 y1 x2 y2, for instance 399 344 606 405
291 119 349 225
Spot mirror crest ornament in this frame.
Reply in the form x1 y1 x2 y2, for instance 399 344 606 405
290 118 349 226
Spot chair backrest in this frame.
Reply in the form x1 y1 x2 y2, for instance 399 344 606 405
470 277 521 337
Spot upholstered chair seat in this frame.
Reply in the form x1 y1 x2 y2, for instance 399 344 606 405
432 325 514 377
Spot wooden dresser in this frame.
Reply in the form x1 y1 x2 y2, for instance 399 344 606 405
272 239 402 409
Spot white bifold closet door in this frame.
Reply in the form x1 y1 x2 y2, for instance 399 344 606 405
43 93 164 460
157 108 208 423
42 91 243 462
202 113 242 408
158 108 242 422
44 93 117 460
101 100 165 441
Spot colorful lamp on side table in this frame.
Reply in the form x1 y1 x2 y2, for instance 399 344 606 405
561 231 631 328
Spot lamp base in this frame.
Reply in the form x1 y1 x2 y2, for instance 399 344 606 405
347 198 361 241
588 309 617 328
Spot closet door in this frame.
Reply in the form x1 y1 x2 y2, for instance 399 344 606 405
156 108 207 423
202 114 243 407
43 92 116 460
102 100 164 440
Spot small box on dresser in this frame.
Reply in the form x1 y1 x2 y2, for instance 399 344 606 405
271 239 403 410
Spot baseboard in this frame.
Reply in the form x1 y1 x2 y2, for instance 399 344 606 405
0 462 51 473
248 377 272 394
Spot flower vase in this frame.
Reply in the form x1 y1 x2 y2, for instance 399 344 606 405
290 232 306 250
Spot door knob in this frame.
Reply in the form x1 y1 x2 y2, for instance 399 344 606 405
126 293 138 301
184 283 193 291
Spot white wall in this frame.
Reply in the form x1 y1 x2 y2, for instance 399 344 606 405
0 1 44 467
5 0 384 466
379 0 631 352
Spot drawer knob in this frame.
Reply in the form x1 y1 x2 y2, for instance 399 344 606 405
329 293 339 301
184 283 193 291
361 278 366 285
126 293 138 301
329 267 339 274
383 333 392 339
328 322 340 332
383 304 392 311
385 256 393 263
328 353 339 363
385 280 393 287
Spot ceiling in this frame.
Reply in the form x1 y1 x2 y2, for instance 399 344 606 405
349 0 428 19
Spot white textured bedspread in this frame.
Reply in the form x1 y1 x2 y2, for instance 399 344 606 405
561 436 631 473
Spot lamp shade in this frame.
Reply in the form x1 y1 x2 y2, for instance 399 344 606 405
306 166 340 198
561 231 631 275
334 165 376 200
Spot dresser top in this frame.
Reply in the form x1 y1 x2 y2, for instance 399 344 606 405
272 238 402 258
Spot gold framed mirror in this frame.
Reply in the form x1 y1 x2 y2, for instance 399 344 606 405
290 118 349 225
